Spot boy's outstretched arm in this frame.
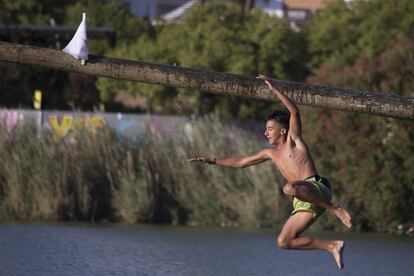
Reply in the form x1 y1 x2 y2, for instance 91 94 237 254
189 149 271 168
257 74 302 138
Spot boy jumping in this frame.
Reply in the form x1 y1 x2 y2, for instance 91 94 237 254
190 75 352 269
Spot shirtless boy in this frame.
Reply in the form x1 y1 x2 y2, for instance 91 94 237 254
190 75 352 269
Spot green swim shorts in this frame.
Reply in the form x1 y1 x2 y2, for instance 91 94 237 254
291 175 332 218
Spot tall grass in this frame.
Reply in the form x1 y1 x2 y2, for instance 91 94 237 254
0 117 288 227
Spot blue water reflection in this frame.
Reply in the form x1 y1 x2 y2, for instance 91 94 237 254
0 223 413 276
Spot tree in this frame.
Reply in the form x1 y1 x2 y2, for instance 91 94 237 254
305 36 414 231
0 0 75 25
231 0 255 12
305 0 414 67
0 0 77 109
97 2 308 118
62 0 153 110
64 0 152 53
0 0 152 110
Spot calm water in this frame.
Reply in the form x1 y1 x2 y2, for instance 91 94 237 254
0 223 413 276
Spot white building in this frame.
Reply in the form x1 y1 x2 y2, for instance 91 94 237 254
124 0 333 27
124 0 284 21
123 0 192 20
255 0 284 18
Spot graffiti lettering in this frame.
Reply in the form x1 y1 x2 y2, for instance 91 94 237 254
0 109 22 135
48 115 106 142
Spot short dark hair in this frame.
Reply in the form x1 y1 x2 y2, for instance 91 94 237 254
265 110 290 129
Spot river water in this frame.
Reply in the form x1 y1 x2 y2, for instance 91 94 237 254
0 223 413 276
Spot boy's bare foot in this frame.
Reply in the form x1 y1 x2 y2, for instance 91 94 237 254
331 240 345 269
331 205 352 228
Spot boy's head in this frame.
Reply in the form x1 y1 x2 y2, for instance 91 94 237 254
264 110 290 145
265 110 290 129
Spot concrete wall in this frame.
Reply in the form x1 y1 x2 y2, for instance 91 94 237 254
0 109 265 146
0 109 187 143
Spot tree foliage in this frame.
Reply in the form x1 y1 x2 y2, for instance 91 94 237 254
0 0 151 110
98 3 308 118
0 0 76 109
306 0 414 67
0 0 74 25
64 0 152 53
304 0 414 232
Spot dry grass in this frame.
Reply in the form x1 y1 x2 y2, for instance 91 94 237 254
0 117 288 227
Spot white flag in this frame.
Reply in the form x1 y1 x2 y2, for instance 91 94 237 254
63 13 88 61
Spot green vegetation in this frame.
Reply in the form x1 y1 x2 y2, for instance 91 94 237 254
0 120 286 228
0 0 152 110
302 0 414 232
97 3 308 117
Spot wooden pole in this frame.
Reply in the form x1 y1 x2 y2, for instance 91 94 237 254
1 41 413 120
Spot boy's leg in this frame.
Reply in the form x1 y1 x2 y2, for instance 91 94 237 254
283 181 352 228
277 212 345 269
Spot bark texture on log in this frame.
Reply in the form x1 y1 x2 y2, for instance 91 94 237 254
1 41 413 119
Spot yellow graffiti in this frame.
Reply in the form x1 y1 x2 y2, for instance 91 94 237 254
49 115 73 141
91 116 105 129
48 115 106 142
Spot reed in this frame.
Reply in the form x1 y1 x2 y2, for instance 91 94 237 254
0 117 287 227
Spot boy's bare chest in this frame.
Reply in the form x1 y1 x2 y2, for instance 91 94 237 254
273 145 297 160
271 145 309 171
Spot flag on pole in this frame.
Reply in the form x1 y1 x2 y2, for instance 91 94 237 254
62 13 88 65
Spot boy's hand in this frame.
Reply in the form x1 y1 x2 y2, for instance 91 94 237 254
189 157 216 165
257 74 278 92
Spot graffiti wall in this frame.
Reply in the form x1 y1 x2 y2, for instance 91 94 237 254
47 113 106 141
0 109 264 145
0 109 187 143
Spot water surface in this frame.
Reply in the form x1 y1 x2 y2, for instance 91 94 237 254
0 223 413 275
